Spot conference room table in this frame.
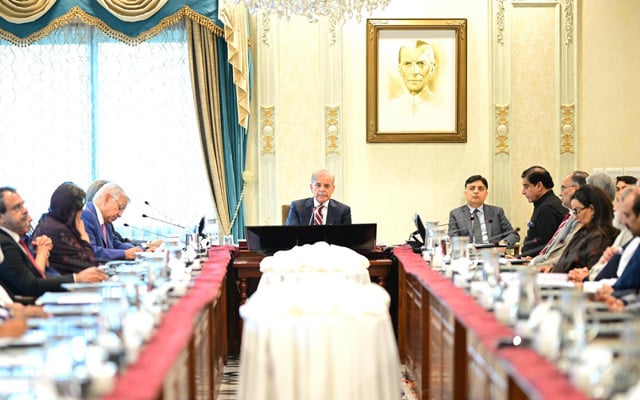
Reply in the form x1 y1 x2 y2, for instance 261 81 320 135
102 245 230 400
237 265 400 400
394 245 590 399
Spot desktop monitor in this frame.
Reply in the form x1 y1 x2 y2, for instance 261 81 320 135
245 223 377 256
413 212 426 245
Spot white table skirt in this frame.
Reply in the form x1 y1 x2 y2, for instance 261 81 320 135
238 282 400 400
257 270 371 290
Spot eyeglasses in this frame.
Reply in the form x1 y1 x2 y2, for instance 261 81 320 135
572 207 586 216
113 197 127 211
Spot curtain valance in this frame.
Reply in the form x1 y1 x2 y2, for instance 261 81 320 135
0 0 223 46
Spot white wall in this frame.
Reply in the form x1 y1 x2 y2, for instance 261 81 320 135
243 0 637 246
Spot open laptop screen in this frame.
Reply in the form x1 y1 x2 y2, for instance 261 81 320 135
245 224 377 256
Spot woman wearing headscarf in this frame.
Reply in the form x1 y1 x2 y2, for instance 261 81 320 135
32 182 96 275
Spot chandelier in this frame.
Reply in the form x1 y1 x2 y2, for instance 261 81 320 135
234 0 391 24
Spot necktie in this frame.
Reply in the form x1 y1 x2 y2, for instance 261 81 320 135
102 224 109 246
471 209 483 244
19 239 45 278
538 213 570 256
313 205 324 226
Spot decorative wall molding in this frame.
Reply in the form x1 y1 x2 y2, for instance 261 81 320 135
495 105 510 155
325 106 341 155
260 106 275 155
256 13 278 225
496 0 505 44
491 0 578 222
560 103 575 154
321 17 344 200
563 0 573 44
260 12 271 46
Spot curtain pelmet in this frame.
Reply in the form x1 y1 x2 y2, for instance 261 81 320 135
0 0 58 24
0 3 223 46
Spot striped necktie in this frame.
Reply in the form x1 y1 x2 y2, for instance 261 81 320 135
471 209 483 244
313 205 324 225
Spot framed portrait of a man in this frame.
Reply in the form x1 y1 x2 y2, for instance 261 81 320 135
366 19 467 143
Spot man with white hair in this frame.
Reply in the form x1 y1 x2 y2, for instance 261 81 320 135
81 182 143 261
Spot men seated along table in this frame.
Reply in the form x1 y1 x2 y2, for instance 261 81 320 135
82 182 143 261
528 171 588 267
0 187 107 300
448 174 519 247
594 187 640 303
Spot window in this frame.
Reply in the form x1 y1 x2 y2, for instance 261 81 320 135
0 23 215 241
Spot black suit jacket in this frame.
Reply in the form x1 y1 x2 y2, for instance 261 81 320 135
285 198 352 226
0 229 72 300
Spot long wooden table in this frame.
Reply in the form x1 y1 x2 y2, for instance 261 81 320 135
226 249 394 355
103 246 230 400
394 246 588 400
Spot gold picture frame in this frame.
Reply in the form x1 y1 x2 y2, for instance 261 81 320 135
366 18 467 143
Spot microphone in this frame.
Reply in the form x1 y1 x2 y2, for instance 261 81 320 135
144 200 174 222
447 218 494 237
487 227 520 244
123 223 171 238
142 214 187 229
438 215 474 228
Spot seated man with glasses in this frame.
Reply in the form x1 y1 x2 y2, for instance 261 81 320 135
81 182 143 261
0 187 107 300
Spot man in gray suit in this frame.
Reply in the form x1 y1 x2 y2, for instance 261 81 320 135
285 169 351 226
448 175 520 246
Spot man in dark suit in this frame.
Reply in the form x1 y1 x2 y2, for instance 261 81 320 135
0 187 106 300
519 166 568 257
285 169 351 226
81 182 143 261
448 175 520 246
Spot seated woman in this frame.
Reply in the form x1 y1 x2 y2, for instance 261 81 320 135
539 185 619 273
32 183 96 274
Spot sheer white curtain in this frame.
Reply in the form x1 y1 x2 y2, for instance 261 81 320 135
0 22 215 240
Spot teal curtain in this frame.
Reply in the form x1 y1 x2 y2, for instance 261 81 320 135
217 39 252 239
0 0 252 240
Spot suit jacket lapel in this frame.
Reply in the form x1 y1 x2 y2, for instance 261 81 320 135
466 207 474 234
484 207 495 239
4 234 40 278
303 198 315 225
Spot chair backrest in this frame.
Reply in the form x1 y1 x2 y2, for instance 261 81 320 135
281 204 290 225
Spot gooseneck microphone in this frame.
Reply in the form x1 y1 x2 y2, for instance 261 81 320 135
141 214 187 229
447 218 494 237
123 223 170 238
144 200 174 222
487 227 520 244
438 215 474 228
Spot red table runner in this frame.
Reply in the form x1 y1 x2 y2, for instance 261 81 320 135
103 245 232 400
393 246 588 399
